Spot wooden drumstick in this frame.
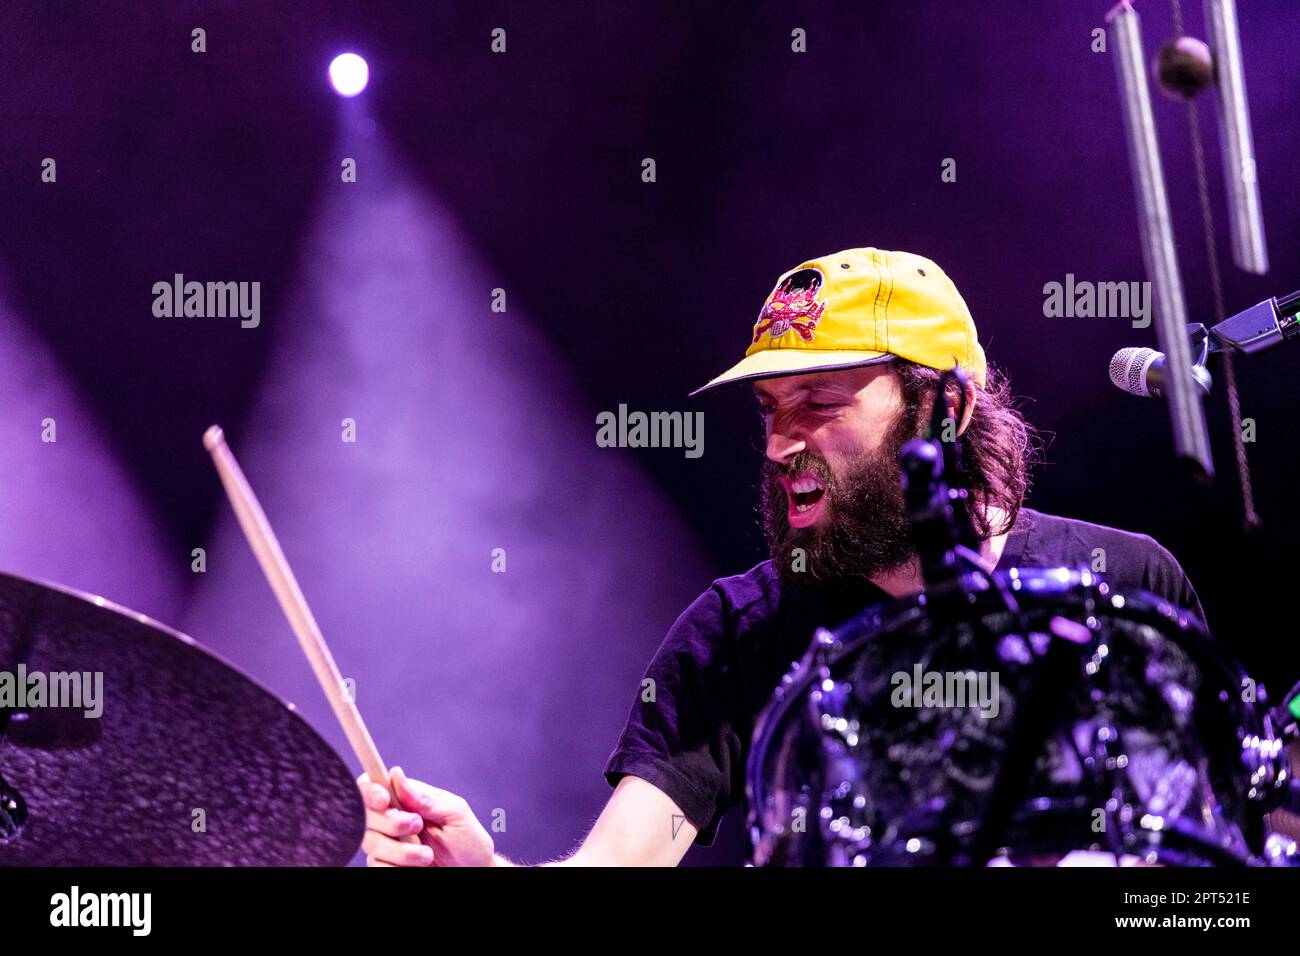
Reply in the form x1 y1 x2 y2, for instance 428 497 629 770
203 425 419 843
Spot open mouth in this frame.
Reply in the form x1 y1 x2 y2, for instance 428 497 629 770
782 473 827 527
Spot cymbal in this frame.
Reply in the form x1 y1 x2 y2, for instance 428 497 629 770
0 572 363 866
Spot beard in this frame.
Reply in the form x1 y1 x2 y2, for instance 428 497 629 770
760 409 920 590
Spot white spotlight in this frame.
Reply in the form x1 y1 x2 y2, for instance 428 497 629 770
328 53 369 97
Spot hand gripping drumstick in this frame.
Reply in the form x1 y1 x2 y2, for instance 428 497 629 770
204 425 420 846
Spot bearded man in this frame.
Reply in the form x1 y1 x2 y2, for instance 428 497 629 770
357 247 1203 867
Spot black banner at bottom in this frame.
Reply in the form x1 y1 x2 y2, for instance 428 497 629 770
2 864 1292 942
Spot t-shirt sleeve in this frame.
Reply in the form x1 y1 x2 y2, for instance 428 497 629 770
602 585 746 846
1140 535 1208 629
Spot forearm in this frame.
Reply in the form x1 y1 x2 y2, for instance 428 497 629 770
489 778 692 867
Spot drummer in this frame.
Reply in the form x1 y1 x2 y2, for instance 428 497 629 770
359 246 1206 868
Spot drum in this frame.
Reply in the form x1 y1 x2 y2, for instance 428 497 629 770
747 567 1288 867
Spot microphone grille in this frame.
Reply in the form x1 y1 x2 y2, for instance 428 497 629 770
1109 346 1155 396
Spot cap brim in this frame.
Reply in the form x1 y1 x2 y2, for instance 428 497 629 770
688 349 894 397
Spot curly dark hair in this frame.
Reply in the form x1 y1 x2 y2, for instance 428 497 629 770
892 359 1044 539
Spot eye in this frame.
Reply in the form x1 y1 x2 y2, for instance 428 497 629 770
806 401 840 412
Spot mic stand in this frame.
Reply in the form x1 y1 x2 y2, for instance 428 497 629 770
899 366 985 620
899 366 1056 865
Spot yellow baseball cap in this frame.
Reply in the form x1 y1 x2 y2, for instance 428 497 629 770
689 247 986 396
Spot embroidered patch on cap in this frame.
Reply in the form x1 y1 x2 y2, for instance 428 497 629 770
752 267 827 344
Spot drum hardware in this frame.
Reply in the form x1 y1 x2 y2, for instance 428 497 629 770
748 569 1292 866
0 771 26 844
900 365 1052 865
964 613 1082 867
899 366 993 621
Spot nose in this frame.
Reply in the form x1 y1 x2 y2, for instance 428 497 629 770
765 427 806 466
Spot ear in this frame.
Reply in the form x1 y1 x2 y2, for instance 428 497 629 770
945 379 978 436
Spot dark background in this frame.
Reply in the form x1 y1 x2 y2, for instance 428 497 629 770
2 1 1297 865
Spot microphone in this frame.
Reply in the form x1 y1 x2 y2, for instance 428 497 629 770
1109 347 1212 399
1109 287 1299 398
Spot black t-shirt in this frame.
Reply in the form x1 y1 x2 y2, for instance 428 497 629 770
602 507 1205 846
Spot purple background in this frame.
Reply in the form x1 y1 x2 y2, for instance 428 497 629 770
1 1 1298 865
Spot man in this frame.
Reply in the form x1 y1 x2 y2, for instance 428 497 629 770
358 247 1204 867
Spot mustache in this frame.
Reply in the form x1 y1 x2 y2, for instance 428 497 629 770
765 451 835 488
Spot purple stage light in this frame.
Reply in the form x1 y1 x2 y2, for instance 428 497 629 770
180 141 713 865
328 53 369 97
0 278 183 624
